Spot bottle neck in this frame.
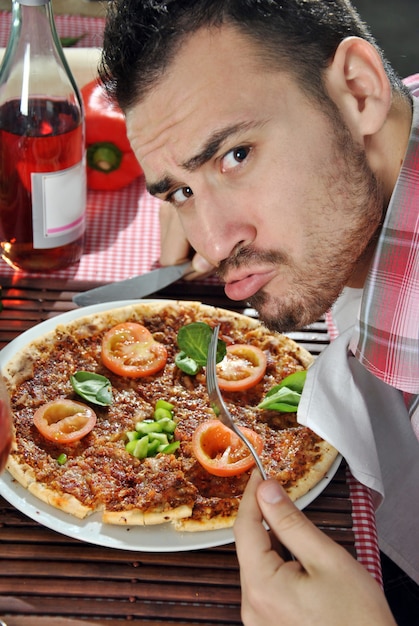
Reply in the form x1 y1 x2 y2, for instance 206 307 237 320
0 0 82 106
10 0 61 58
16 0 51 6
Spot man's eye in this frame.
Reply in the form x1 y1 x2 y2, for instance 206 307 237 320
170 186 193 205
221 146 250 172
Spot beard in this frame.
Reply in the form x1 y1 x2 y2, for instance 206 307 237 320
217 112 384 333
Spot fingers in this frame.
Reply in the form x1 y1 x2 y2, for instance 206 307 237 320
234 473 284 572
189 254 215 278
159 202 215 278
236 477 397 626
256 479 343 570
159 202 190 266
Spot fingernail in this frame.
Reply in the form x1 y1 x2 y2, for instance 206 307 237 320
259 480 284 504
192 255 214 273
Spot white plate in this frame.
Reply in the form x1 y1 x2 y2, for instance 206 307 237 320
0 300 342 552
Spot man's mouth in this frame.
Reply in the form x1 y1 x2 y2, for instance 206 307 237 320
224 269 277 301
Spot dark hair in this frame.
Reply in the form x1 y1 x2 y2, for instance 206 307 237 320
100 0 409 111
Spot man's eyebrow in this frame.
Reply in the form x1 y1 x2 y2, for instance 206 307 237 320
146 121 254 197
181 122 253 171
146 175 176 197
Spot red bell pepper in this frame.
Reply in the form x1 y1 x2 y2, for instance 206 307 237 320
81 79 143 191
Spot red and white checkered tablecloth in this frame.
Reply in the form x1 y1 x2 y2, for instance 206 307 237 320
0 177 161 282
326 311 382 585
0 10 383 587
0 10 106 49
348 471 382 586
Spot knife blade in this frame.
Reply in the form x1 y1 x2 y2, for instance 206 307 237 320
73 261 193 306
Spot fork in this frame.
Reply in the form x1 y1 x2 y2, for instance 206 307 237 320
208 327 296 561
206 325 267 480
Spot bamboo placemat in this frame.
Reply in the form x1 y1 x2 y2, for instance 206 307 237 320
0 274 353 625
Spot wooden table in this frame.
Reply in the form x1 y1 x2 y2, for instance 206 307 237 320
0 275 354 625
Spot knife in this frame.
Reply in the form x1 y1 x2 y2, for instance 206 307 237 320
73 261 193 306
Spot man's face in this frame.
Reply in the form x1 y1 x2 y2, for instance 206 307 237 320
127 26 383 332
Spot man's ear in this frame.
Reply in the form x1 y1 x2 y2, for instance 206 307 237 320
324 37 392 138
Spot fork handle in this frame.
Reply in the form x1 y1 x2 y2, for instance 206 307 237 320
235 429 267 480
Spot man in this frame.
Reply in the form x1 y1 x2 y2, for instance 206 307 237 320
99 1 418 623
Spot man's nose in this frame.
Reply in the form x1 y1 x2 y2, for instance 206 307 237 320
189 196 256 268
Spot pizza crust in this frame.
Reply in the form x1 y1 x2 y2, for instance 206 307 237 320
6 454 95 519
174 509 240 532
6 448 36 489
285 440 339 501
28 481 95 519
103 504 193 526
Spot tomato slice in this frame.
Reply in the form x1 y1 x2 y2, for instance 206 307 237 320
33 399 97 444
192 419 264 476
216 344 267 391
101 322 168 378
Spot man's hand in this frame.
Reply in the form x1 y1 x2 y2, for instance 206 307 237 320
159 202 214 279
234 472 396 626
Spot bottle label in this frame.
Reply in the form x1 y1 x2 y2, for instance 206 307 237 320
31 161 86 249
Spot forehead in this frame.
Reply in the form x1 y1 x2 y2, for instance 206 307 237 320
126 26 286 168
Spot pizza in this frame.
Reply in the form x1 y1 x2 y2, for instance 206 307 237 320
3 300 338 531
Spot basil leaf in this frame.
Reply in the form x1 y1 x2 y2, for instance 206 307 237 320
96 384 114 406
263 402 302 412
177 322 212 365
273 370 307 394
258 370 307 412
70 371 113 406
175 351 201 376
258 387 302 410
176 323 227 372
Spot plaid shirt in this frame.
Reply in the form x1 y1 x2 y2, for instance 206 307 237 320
349 78 419 395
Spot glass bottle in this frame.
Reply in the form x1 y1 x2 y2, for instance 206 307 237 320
0 0 86 272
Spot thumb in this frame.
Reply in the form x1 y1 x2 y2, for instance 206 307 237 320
191 253 215 275
257 479 341 569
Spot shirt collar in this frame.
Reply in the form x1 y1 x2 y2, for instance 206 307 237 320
349 93 419 393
